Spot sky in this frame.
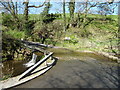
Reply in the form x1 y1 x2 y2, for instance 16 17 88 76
0 1 119 15
2 0 120 2
27 2 119 15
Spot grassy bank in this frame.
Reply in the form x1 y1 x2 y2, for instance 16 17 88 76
46 14 119 56
2 13 119 60
26 14 119 55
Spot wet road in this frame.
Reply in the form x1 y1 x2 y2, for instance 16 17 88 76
13 48 120 88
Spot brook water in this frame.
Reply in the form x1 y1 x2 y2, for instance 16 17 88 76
0 48 117 80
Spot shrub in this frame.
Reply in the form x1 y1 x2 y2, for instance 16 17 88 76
52 20 63 38
33 20 63 45
5 29 26 39
2 14 13 29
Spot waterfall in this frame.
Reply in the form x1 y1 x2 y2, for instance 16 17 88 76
24 53 37 67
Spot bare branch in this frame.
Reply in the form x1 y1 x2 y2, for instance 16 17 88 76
15 2 18 14
28 0 48 8
0 1 12 14
11 0 15 13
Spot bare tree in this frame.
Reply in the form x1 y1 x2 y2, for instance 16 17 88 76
0 1 19 21
97 2 117 16
23 0 48 24
76 0 116 28
0 0 25 31
23 0 48 35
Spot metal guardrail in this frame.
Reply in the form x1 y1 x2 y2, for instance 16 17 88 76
0 52 57 89
0 41 57 89
18 40 56 80
19 52 54 80
20 40 53 48
21 40 51 54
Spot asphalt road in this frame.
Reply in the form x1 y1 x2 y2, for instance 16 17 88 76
9 48 119 88
13 58 119 88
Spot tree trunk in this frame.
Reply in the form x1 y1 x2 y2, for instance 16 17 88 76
24 1 29 23
77 12 81 28
15 2 18 15
24 1 29 35
118 2 120 58
63 0 66 32
69 0 75 22
82 1 88 28
42 37 46 44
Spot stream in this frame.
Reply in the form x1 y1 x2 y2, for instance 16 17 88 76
0 47 118 80
14 48 119 88
0 52 43 79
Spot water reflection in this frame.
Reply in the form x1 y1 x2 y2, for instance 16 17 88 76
1 52 44 79
0 48 117 80
47 48 115 62
2 60 29 77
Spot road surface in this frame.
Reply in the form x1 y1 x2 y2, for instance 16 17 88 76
12 48 120 88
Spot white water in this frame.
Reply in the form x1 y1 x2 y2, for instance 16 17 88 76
24 53 37 67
